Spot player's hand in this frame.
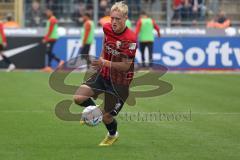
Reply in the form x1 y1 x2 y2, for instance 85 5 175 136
91 57 105 70
2 43 7 48
42 39 46 44
193 6 198 12
157 32 161 37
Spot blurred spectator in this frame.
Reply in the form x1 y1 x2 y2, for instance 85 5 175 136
99 0 110 18
208 0 219 15
72 0 93 26
191 0 206 24
84 0 94 15
26 0 44 27
181 0 192 22
143 0 155 15
45 0 61 17
71 2 85 26
172 0 206 26
150 0 162 21
207 10 231 29
172 0 183 25
3 13 20 28
99 8 111 26
127 0 141 19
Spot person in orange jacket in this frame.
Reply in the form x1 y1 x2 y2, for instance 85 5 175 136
207 10 231 29
99 8 111 27
3 14 20 28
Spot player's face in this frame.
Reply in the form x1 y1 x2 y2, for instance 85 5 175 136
82 15 87 22
45 10 52 18
110 10 127 33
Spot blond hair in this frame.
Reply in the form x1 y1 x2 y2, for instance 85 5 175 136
111 1 128 17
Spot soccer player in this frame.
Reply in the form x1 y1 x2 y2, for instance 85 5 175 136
73 1 137 146
0 20 15 72
79 13 95 69
42 9 64 72
135 11 160 67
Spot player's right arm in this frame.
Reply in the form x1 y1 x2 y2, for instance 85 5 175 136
152 19 161 37
82 21 91 46
92 56 133 72
103 56 133 72
43 17 56 43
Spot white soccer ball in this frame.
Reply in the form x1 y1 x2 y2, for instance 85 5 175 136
81 105 103 126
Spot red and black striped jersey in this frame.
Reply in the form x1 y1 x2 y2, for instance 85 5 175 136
100 23 137 86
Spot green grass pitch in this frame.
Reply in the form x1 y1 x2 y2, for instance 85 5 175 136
0 71 239 160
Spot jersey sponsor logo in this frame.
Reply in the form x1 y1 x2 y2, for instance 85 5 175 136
105 41 120 55
116 41 121 49
105 45 120 55
129 43 136 50
105 41 133 56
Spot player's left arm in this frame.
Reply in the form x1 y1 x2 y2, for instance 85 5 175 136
152 19 161 37
103 56 133 72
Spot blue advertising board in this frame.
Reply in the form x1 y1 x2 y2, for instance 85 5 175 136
52 36 240 70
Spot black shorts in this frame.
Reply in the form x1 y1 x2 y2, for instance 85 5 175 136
80 44 90 55
84 73 129 116
46 41 56 54
0 45 4 51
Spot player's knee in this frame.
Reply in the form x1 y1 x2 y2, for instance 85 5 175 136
103 113 113 124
